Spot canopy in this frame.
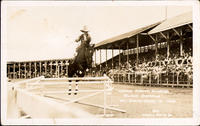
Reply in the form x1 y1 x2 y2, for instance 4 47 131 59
95 21 162 49
148 11 192 34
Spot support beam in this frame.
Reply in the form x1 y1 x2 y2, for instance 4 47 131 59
50 61 52 76
166 32 170 59
106 49 107 67
173 28 183 56
55 61 58 78
65 60 69 77
13 64 16 79
34 62 37 77
155 34 158 59
100 49 102 72
45 62 47 76
149 33 158 58
7 64 10 78
29 62 31 78
188 24 193 30
24 63 27 79
136 34 139 66
112 47 114 69
127 42 129 64
119 46 121 69
148 34 156 42
39 62 42 76
160 32 167 39
172 28 180 37
19 63 21 79
58 61 60 78
140 33 148 35
60 61 63 77
180 29 183 56
95 50 96 67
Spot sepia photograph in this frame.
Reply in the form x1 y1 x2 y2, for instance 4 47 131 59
1 1 200 125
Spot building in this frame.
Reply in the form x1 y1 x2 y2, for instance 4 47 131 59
7 58 70 79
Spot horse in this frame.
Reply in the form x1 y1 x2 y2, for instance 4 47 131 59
67 44 95 95
68 44 95 77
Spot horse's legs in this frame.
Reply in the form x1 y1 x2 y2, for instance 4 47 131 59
78 64 84 71
68 80 72 95
68 80 79 95
74 81 78 95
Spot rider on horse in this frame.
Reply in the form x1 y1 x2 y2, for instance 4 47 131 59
75 26 91 53
75 26 92 66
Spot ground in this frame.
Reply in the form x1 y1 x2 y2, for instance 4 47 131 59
8 79 193 118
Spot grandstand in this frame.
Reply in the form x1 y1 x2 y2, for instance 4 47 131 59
94 11 193 87
7 58 70 79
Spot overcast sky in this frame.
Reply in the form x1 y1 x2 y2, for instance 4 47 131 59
5 3 192 62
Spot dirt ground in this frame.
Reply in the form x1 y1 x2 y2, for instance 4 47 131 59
36 83 193 118
8 79 193 118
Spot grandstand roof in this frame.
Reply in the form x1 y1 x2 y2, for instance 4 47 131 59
94 21 162 49
7 58 71 63
148 11 192 34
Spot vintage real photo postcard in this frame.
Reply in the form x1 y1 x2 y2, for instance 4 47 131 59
1 0 200 125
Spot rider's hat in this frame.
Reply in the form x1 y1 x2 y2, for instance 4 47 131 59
80 25 89 32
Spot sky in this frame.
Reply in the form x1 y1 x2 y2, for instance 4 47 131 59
5 3 192 62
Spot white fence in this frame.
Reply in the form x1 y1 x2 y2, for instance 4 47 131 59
7 75 125 119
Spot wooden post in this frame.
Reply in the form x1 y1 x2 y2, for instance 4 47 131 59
135 72 136 84
119 46 121 69
50 61 52 77
39 62 42 76
29 62 31 78
95 50 96 67
45 62 47 76
160 31 169 60
127 42 129 64
13 63 16 79
19 63 21 79
106 48 107 67
66 60 69 77
136 34 139 66
166 32 170 85
7 64 10 78
180 29 183 56
34 62 37 77
100 49 102 72
11 64 13 79
24 63 27 79
8 65 10 78
55 61 58 78
112 47 114 69
58 61 60 78
155 34 158 59
61 61 63 77
167 32 170 59
118 46 121 82
172 28 182 57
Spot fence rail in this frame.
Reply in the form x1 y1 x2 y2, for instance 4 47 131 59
112 72 193 88
8 75 117 119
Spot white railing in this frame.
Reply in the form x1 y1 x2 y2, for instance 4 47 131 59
8 75 125 119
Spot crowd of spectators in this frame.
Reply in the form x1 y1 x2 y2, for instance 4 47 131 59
104 49 193 82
